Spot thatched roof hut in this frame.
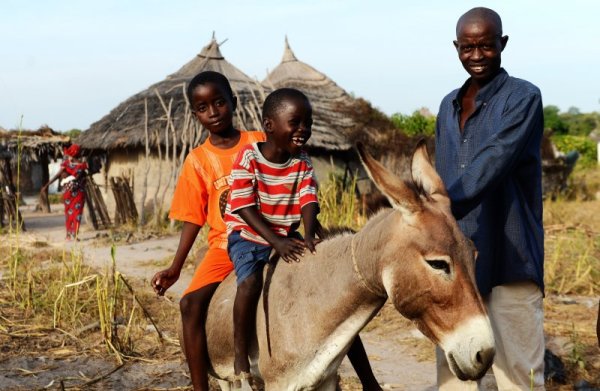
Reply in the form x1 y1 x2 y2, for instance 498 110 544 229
263 38 404 156
77 35 265 152
263 38 356 152
0 126 69 193
0 126 69 164
262 38 413 198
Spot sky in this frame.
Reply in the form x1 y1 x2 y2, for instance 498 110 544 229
2 0 600 131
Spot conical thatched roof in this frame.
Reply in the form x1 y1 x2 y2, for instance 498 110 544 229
263 38 355 152
78 35 265 151
263 38 402 155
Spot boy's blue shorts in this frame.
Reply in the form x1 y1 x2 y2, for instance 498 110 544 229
228 231 272 285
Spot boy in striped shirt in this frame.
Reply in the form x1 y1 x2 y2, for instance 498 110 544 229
224 88 320 385
225 88 382 390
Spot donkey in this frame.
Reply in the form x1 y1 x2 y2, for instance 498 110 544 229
203 141 495 390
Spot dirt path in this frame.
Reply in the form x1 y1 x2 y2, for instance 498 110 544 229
17 208 481 390
22 208 192 297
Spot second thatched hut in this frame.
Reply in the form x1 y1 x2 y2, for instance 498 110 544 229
263 38 405 191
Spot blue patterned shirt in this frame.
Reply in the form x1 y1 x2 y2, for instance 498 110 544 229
435 68 544 296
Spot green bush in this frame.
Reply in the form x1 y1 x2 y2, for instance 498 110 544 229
543 105 599 136
391 111 436 137
551 135 598 168
544 105 568 134
63 128 82 139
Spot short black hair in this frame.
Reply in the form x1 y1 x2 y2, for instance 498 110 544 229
457 7 503 37
186 71 234 104
262 88 310 120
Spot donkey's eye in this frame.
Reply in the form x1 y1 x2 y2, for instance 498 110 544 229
426 260 450 274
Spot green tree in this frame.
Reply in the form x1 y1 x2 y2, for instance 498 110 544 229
391 110 436 136
63 128 82 139
561 112 598 136
543 105 568 134
552 134 597 168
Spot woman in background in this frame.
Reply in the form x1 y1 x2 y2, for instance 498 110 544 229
41 144 88 240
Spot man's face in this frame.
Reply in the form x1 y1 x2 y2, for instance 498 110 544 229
453 18 508 85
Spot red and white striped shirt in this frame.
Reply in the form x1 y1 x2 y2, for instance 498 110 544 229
225 143 319 245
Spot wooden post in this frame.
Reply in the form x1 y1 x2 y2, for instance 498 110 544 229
0 191 4 228
39 188 51 213
84 184 99 230
152 128 163 226
139 98 150 226
38 152 51 213
88 176 111 228
158 98 174 223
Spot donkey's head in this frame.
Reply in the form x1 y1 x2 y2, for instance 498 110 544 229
357 141 494 381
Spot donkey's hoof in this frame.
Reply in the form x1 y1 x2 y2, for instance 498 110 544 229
232 372 256 391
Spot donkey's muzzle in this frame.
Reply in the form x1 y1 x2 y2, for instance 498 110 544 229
448 344 495 380
440 315 496 380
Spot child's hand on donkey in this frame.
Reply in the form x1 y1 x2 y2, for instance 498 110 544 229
304 236 322 254
272 237 306 263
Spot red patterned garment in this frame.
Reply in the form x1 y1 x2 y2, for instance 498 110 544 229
61 159 88 239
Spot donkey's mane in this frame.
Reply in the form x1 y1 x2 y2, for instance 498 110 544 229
320 207 393 243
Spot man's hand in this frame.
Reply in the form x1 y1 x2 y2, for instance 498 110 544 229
151 267 180 296
272 237 306 263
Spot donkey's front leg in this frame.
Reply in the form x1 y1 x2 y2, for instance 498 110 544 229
219 378 264 391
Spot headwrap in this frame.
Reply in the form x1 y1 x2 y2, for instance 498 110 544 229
63 144 81 158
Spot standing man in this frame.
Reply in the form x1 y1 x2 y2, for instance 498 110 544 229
435 7 545 390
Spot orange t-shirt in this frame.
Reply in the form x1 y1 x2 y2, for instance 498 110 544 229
169 130 266 250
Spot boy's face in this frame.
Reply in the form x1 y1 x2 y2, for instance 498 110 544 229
264 97 313 156
453 18 507 85
191 82 237 134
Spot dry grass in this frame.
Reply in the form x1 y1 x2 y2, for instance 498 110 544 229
318 174 366 231
543 171 599 296
540 167 600 387
0 242 182 369
543 295 600 388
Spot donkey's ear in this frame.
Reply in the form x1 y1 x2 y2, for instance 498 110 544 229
356 142 421 215
410 139 450 204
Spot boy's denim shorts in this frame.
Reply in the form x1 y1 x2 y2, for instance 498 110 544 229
228 231 272 285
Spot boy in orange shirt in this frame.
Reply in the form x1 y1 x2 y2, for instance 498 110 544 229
151 71 265 390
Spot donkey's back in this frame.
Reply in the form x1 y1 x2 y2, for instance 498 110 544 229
205 232 379 390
